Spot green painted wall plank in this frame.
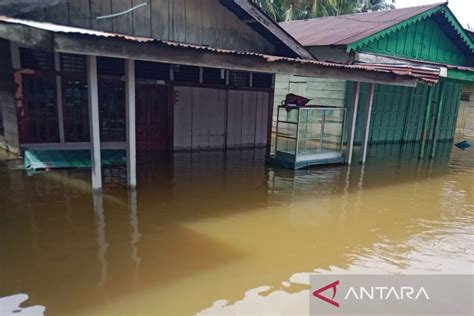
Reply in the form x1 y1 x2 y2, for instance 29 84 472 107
345 80 462 145
360 16 468 66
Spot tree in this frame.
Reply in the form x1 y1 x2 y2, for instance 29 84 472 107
253 0 395 22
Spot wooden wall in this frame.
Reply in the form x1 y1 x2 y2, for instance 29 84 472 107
345 80 462 145
174 86 270 150
37 0 276 54
359 15 470 67
0 39 19 154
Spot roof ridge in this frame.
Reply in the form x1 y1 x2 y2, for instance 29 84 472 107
279 2 446 25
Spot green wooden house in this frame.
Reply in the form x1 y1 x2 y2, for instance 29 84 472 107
280 2 474 158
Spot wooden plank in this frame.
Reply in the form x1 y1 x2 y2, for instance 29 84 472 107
201 0 217 46
46 3 70 25
197 88 226 149
69 0 91 28
185 0 203 45
171 0 186 43
191 88 203 148
151 0 170 40
255 91 270 146
430 82 446 158
54 35 419 87
242 91 257 146
173 86 193 149
226 90 243 147
132 0 151 37
419 86 434 159
90 0 113 31
215 89 227 148
111 0 133 35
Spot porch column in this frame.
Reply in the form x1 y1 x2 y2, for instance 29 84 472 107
430 82 446 158
361 83 375 164
54 53 65 143
87 55 102 190
125 59 137 189
419 86 435 159
346 81 361 165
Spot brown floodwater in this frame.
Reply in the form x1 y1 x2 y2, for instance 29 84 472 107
0 142 473 315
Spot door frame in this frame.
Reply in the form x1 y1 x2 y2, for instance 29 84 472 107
135 81 171 151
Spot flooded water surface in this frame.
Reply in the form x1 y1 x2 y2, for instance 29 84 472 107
0 143 473 315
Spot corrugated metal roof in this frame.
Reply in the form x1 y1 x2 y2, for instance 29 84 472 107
280 3 444 47
0 15 439 84
354 63 440 83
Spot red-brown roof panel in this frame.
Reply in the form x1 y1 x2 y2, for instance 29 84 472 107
280 3 445 46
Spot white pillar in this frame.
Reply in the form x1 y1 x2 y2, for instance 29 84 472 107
361 83 375 164
347 81 360 165
87 55 102 190
126 59 137 189
54 52 65 143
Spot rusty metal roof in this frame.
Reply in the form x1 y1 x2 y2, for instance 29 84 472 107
0 15 440 85
280 3 444 47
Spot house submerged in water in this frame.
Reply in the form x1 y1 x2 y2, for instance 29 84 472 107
278 2 474 160
0 0 471 189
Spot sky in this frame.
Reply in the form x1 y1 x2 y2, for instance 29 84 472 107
395 0 474 29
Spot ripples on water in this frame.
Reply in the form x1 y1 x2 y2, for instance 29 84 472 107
0 142 472 315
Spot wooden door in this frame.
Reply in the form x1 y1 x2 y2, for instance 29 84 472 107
136 84 169 151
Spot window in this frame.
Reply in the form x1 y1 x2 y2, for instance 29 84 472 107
21 74 59 143
252 73 273 88
61 54 90 142
229 71 250 87
20 48 54 71
97 57 126 142
98 79 126 142
61 53 87 74
172 65 200 83
203 68 226 85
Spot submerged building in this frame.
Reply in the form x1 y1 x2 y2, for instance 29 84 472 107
0 0 469 189
279 2 474 159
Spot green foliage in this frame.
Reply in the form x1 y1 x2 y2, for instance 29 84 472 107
253 0 396 22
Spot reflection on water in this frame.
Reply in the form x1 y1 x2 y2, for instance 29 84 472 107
0 142 472 315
